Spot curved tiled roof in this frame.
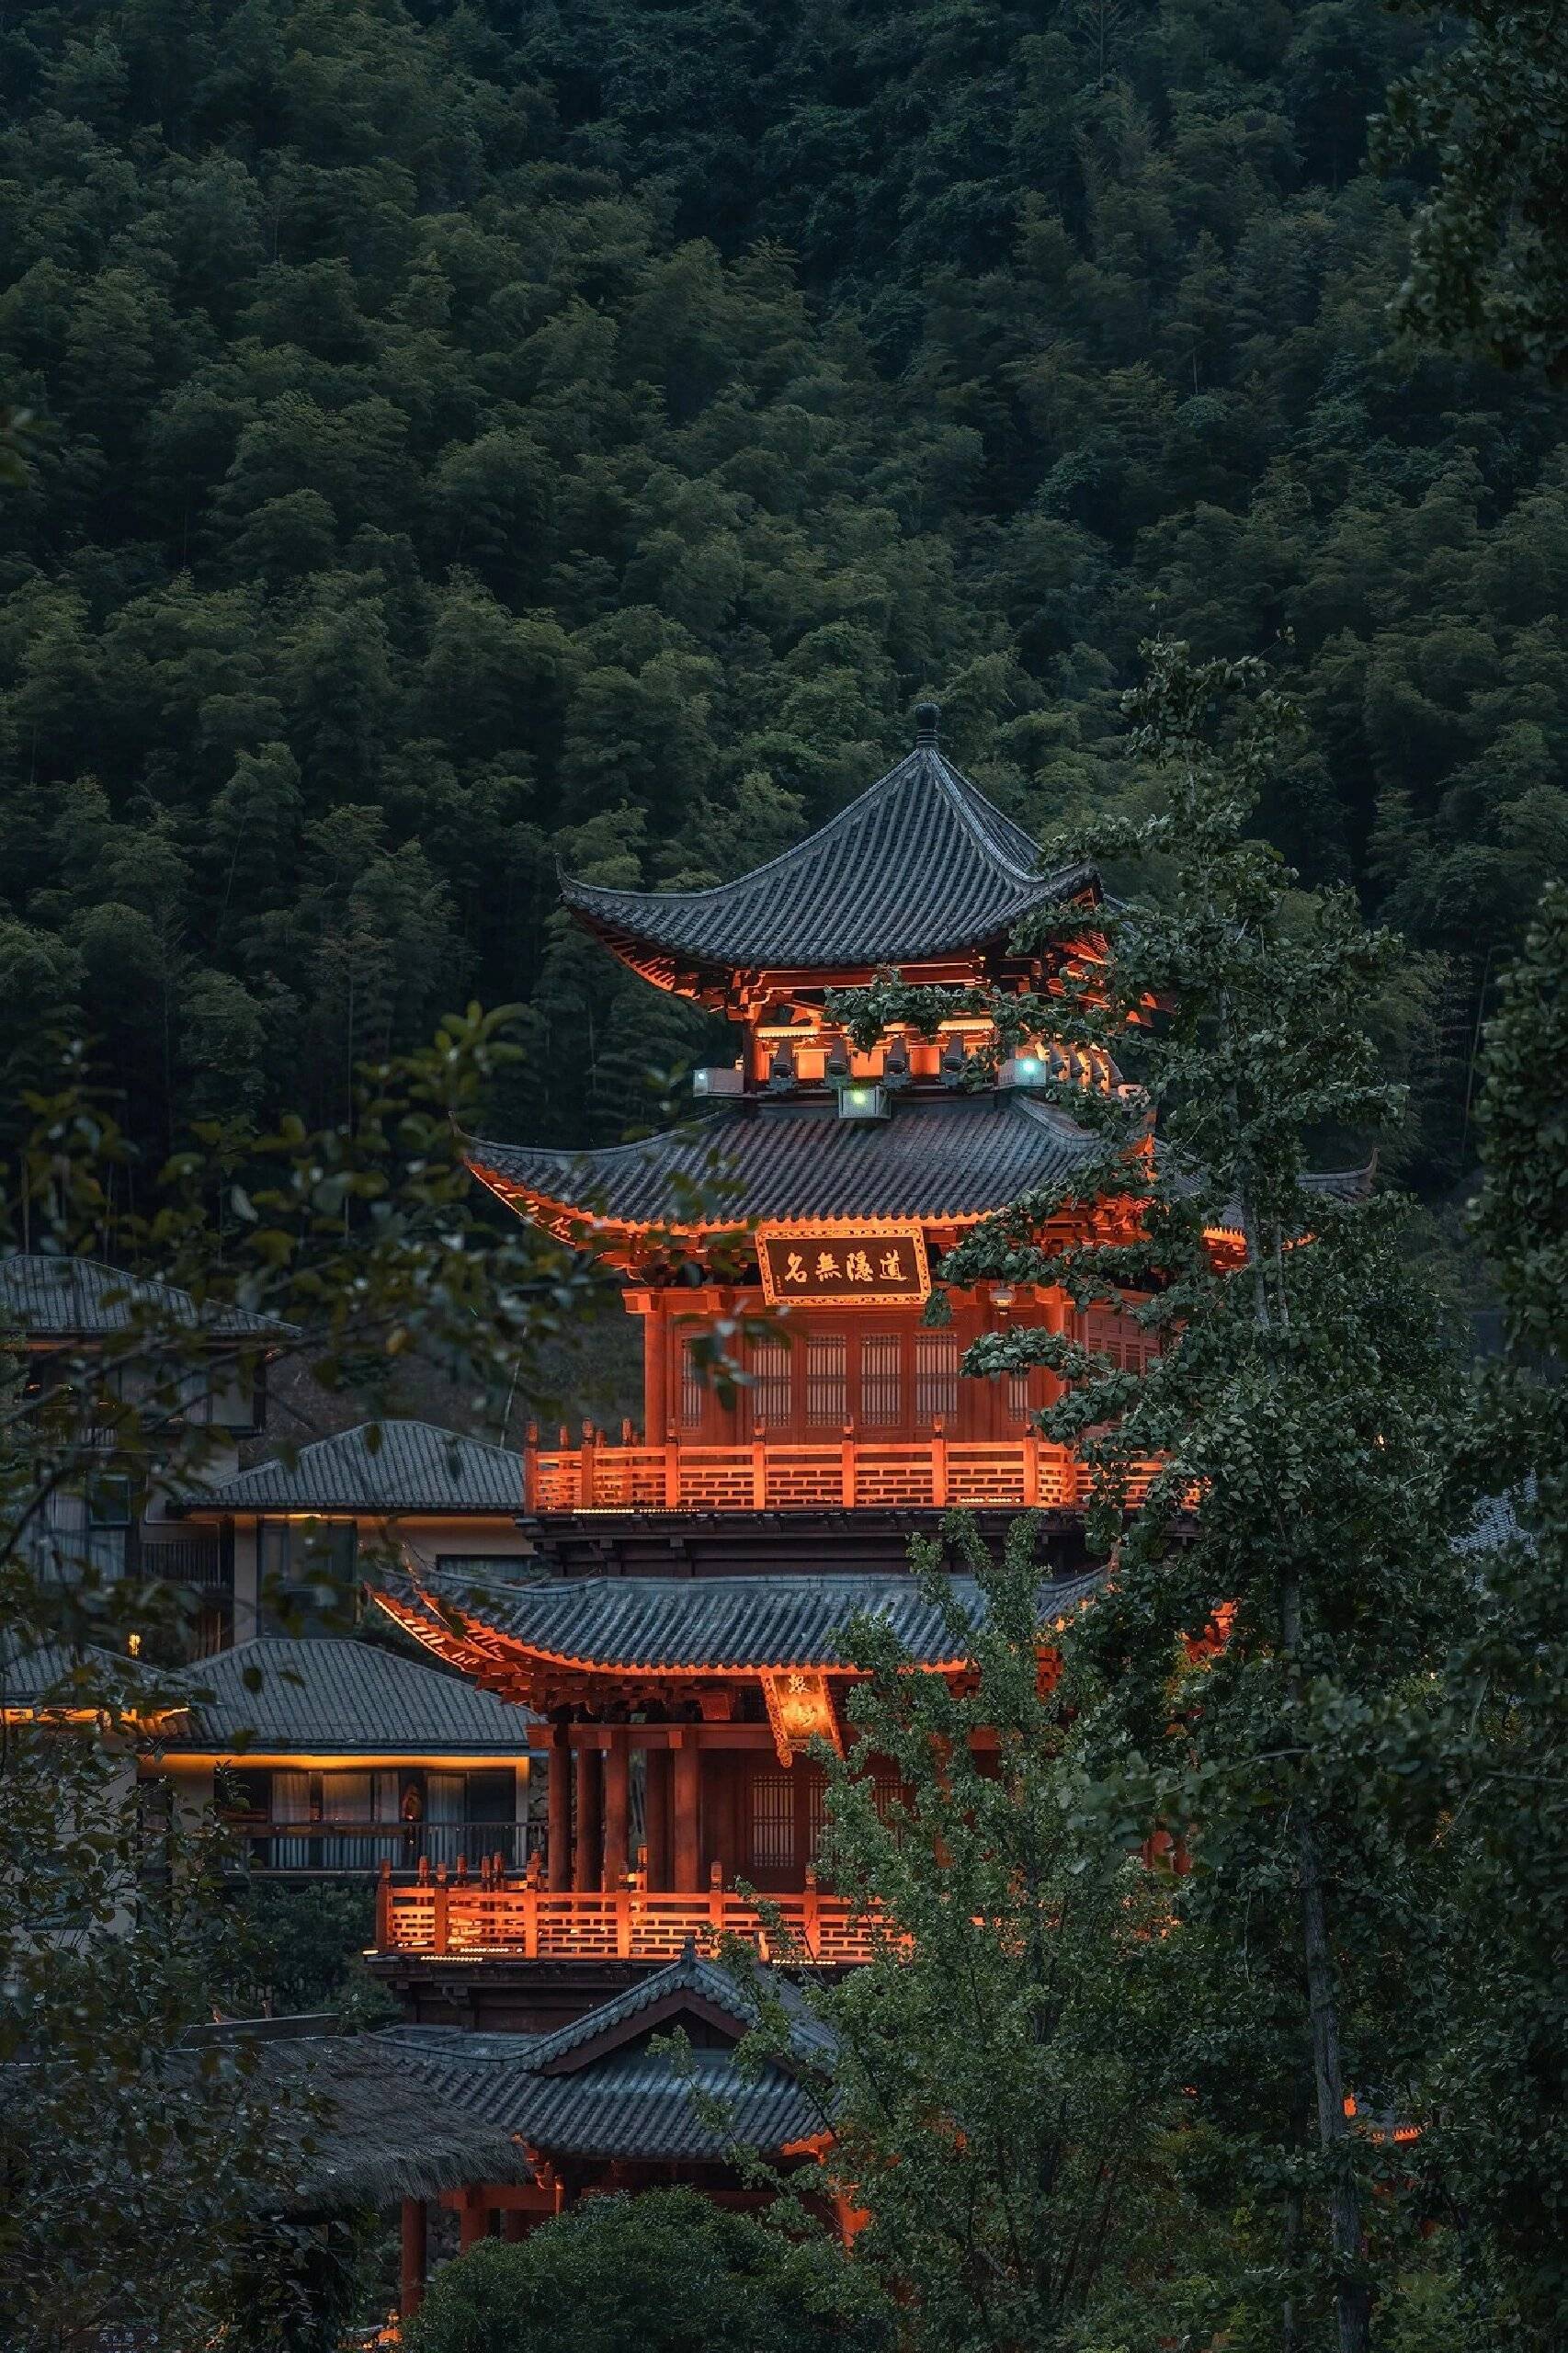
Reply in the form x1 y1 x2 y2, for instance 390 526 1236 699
379 1946 829 2159
394 2042 818 2162
185 1420 523 1514
469 1091 1102 1230
0 1253 288 1339
164 1636 536 1751
407 1565 1103 1672
562 744 1094 972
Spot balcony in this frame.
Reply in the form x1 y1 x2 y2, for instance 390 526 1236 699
525 1429 1087 1515
375 1860 875 1966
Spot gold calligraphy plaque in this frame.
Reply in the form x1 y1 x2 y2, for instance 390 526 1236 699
756 1223 930 1307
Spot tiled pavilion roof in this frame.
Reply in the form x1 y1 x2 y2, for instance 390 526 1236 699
468 1090 1104 1233
383 1564 1104 1675
562 731 1094 979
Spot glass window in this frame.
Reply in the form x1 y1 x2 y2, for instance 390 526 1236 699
806 1335 847 1427
860 1333 902 1426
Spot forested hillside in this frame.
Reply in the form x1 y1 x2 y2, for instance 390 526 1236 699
1 0 1564 1189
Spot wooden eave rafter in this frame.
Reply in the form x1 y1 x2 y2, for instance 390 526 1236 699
369 1582 1085 1717
465 1153 1119 1267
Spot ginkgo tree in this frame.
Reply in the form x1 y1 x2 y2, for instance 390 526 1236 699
831 639 1472 2351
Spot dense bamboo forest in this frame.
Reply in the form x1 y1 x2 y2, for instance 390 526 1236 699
1 0 1564 1190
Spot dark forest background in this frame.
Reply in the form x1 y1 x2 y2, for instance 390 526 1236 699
1 0 1564 1221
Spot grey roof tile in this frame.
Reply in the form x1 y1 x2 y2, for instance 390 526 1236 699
415 1564 1103 1672
0 1253 287 1339
562 744 1093 972
378 1950 831 2160
186 1420 523 1515
164 1636 537 1751
399 2044 819 2161
0 1636 138 1704
469 1091 1100 1227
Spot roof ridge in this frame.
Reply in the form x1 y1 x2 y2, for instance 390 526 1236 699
920 747 1047 886
467 1106 740 1172
562 747 951 913
562 745 1055 922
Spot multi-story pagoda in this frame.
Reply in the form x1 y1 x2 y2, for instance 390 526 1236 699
370 709 1149 2026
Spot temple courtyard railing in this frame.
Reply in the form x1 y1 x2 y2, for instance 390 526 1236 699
525 1429 1089 1513
375 1860 876 1966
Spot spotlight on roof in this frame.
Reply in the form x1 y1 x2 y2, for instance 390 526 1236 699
837 1085 890 1123
1000 1054 1046 1089
693 1065 744 1097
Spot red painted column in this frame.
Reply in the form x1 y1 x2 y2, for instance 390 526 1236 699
644 1747 671 1889
400 2199 426 2318
574 1746 603 1893
547 1723 572 1892
642 1302 666 1441
674 1733 701 1892
603 1730 630 1889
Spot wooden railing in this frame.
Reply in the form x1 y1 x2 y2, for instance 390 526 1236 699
525 1428 1090 1514
376 1860 876 1966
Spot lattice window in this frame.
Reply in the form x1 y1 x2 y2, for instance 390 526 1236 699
806 1334 847 1427
1008 1368 1033 1423
678 1336 705 1429
749 1336 792 1430
1085 1309 1157 1375
750 1772 795 1870
860 1332 902 1425
915 1331 960 1421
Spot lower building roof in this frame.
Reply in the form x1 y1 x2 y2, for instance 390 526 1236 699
395 2044 820 2163
0 1251 290 1339
378 1945 830 2162
162 1636 537 1753
180 1419 524 1516
388 1563 1103 1674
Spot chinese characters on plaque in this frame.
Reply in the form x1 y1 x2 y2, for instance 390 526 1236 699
756 1223 931 1306
760 1667 844 1765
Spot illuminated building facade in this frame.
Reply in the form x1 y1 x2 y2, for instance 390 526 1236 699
369 710 1141 2024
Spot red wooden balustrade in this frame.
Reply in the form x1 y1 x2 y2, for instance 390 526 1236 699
375 1859 876 1966
524 1428 1161 1515
524 1428 1113 1513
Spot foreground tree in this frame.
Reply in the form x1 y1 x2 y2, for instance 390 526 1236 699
833 641 1470 2349
0 1011 615 2350
782 1512 1192 2353
1406 884 1568 2344
402 2188 890 2353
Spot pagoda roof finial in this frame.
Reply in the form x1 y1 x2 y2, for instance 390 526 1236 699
914 699 940 747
